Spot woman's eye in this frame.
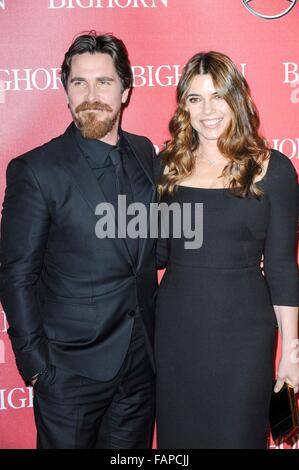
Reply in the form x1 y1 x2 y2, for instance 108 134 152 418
189 97 201 104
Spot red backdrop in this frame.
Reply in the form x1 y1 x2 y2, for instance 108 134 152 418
0 0 298 449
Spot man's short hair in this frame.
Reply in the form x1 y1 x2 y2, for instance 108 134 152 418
61 31 133 92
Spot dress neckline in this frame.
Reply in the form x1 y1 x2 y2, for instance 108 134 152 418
176 151 273 191
177 185 227 191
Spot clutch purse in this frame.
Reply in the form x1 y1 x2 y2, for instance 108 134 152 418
269 382 299 441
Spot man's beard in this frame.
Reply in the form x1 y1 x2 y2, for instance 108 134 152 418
73 101 120 140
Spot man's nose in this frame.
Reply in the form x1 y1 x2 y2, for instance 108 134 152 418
85 83 98 102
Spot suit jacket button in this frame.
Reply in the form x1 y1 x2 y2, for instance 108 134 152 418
128 310 135 317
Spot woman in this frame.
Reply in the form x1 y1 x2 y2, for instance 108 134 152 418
155 51 299 449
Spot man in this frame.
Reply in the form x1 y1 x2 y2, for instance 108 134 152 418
0 32 158 449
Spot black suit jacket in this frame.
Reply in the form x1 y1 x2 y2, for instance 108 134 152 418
0 123 159 382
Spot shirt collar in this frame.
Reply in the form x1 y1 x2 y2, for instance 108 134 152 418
73 124 119 168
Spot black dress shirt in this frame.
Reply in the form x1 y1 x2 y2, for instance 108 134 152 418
73 125 152 265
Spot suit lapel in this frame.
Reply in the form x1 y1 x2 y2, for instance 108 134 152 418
137 185 157 270
122 133 157 269
60 124 157 269
122 132 155 187
61 124 136 265
61 124 108 212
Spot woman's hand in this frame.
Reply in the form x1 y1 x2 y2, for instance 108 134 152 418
275 344 299 394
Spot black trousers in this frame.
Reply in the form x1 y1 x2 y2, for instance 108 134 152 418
33 315 155 449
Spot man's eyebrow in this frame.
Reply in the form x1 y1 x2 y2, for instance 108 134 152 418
70 77 86 83
70 76 115 83
96 76 115 81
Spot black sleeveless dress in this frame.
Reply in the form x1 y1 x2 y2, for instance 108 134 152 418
155 150 299 449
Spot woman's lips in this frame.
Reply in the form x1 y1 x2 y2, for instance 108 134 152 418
200 118 223 128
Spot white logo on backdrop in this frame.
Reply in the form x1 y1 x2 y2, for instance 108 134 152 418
271 139 299 159
132 65 181 87
0 340 4 364
0 311 8 364
0 63 249 95
1 310 8 334
0 68 62 92
48 0 168 8
283 62 299 104
0 387 33 410
0 65 182 92
242 0 297 20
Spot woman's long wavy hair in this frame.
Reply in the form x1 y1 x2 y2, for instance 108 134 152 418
158 51 270 198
